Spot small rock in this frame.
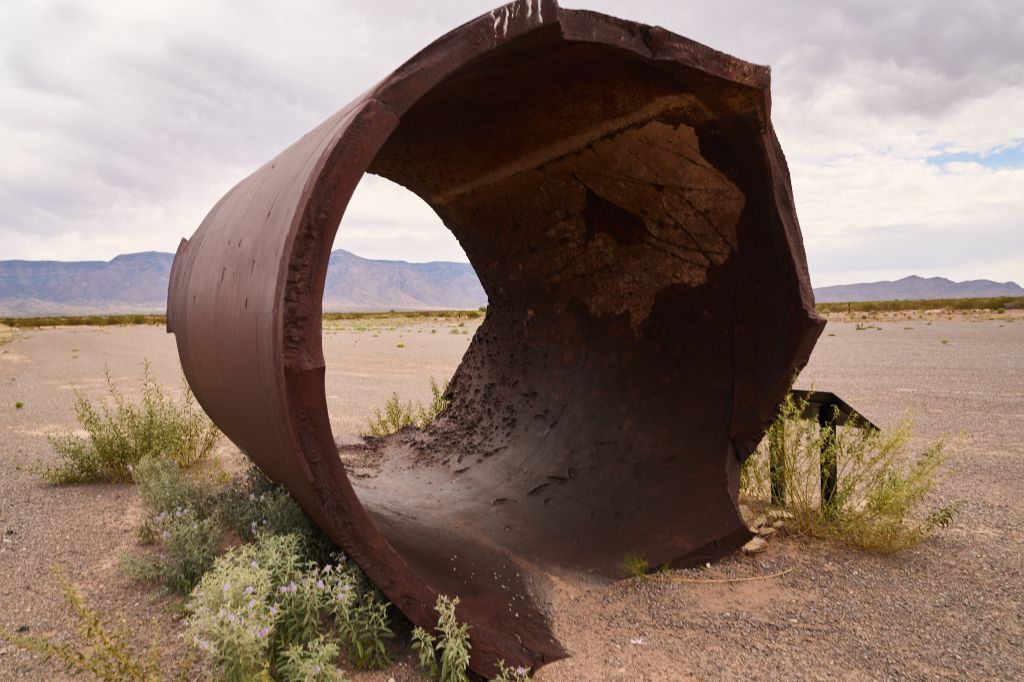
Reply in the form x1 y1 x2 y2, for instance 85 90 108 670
750 514 768 530
742 537 767 554
757 526 777 537
739 504 754 524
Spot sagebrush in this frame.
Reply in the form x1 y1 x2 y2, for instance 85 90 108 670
43 361 218 484
741 392 956 552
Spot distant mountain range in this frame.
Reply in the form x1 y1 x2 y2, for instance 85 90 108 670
0 250 486 316
1 251 1019 315
813 275 1023 303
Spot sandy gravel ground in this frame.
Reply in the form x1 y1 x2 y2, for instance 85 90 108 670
0 312 1021 680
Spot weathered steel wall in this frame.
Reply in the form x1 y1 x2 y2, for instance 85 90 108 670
167 0 823 674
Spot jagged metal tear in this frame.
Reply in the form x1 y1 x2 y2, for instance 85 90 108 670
167 1 823 675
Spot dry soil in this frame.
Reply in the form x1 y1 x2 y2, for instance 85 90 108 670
0 312 1021 681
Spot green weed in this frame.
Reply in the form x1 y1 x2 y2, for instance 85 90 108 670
126 455 221 593
0 568 172 681
412 626 439 678
43 361 218 484
621 551 649 578
741 393 956 552
434 595 471 682
217 464 332 562
186 533 391 679
491 660 532 681
363 378 450 437
278 637 344 682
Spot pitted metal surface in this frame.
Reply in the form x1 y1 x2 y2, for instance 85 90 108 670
167 1 823 674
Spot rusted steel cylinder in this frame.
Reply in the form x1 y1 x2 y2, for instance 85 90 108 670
167 0 823 674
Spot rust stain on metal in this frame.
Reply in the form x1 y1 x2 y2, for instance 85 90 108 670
167 0 823 675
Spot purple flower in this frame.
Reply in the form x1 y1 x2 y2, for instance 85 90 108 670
222 581 231 593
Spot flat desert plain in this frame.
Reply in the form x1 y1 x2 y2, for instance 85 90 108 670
0 312 1021 681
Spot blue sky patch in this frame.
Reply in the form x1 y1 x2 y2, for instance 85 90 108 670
928 143 1024 168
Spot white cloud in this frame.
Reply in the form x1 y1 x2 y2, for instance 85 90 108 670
1 0 1021 284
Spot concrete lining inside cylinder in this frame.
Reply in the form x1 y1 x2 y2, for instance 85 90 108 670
322 33 756 618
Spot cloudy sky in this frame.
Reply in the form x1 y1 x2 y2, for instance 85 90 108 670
1 0 1021 286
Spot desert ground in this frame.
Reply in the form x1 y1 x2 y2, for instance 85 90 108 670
1 311 1021 680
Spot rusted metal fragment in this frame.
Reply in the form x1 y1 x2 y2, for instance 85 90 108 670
167 1 823 675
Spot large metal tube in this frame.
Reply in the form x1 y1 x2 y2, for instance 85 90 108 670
167 0 823 674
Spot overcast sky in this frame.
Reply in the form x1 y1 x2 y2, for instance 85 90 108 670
2 0 1022 286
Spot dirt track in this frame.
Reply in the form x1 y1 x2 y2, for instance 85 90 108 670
1 313 1021 680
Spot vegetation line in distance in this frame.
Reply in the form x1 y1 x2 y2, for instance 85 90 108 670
1 308 487 329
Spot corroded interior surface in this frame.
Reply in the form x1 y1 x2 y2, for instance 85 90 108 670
362 37 751 589
167 2 823 675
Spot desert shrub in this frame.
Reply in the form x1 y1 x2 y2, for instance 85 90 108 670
364 394 415 436
126 455 222 593
741 393 956 552
126 506 222 593
186 551 278 679
43 361 218 484
135 454 205 518
217 463 333 563
0 569 168 681
186 533 389 679
331 589 393 670
364 378 449 437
